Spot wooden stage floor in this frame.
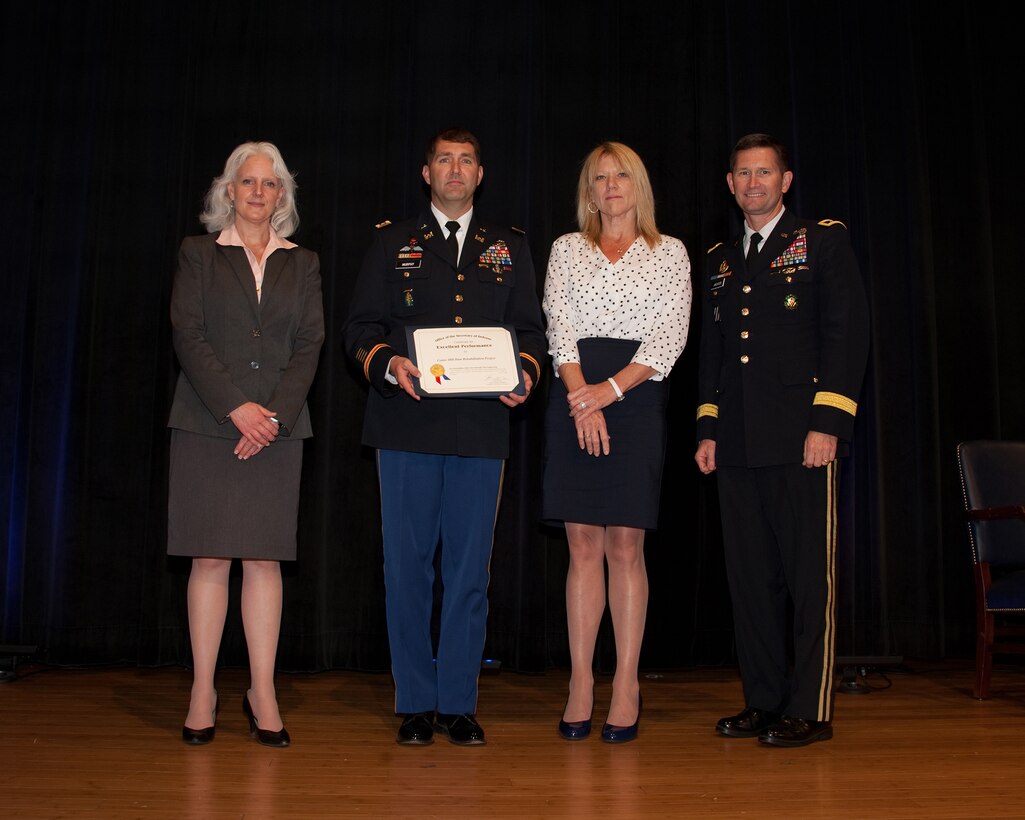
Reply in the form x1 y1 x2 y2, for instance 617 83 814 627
1 661 1023 818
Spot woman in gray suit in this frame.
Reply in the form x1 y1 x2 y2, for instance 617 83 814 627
169 142 324 747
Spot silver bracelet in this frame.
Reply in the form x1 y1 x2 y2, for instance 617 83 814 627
608 377 625 402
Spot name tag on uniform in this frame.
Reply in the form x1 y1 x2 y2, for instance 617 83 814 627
710 260 731 291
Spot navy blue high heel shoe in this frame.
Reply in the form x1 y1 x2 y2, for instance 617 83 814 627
601 694 642 744
558 695 594 740
243 692 290 748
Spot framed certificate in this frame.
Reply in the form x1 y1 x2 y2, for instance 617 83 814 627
405 325 525 398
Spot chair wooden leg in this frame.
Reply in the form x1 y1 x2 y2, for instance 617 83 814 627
974 566 994 699
974 607 995 699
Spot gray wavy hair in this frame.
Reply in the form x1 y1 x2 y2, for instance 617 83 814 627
200 141 299 237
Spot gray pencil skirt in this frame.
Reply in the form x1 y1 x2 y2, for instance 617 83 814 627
167 428 303 560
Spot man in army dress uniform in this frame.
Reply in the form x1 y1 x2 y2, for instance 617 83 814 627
695 133 869 747
344 128 545 746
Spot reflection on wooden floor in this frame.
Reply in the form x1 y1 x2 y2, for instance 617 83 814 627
1 661 1023 818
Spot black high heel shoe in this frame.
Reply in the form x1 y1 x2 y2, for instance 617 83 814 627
601 694 642 744
242 692 290 747
182 695 218 745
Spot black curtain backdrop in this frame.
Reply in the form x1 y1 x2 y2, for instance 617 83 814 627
1 1 1018 673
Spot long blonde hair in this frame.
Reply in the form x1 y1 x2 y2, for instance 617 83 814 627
575 141 660 249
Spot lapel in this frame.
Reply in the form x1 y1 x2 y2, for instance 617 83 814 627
261 246 290 306
218 242 261 318
751 210 799 278
416 210 489 272
727 234 751 284
417 211 452 268
460 212 489 273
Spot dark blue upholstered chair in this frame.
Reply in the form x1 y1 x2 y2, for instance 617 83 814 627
957 440 1025 699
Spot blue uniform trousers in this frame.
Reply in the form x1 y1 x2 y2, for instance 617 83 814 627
377 449 503 715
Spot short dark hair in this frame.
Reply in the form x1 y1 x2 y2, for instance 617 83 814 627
425 128 482 165
729 133 789 173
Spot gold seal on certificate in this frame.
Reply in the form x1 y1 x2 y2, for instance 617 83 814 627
406 325 525 398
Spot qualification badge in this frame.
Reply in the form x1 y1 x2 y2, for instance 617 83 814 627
430 363 451 384
396 239 424 270
404 289 414 308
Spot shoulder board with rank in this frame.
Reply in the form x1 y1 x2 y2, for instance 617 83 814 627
511 226 526 235
375 219 392 229
706 242 723 254
817 218 847 230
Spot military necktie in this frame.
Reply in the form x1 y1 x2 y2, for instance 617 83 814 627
446 220 460 266
746 231 762 271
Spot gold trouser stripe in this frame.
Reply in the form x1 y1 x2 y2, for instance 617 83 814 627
362 343 390 381
813 391 858 416
817 461 839 720
696 403 719 420
519 352 540 381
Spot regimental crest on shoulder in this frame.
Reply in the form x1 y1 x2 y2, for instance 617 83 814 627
818 218 848 229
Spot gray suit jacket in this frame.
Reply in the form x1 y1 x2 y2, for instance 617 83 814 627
168 233 324 439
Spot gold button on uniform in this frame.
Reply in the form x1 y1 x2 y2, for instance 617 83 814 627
740 331 749 339
742 285 752 294
454 316 463 324
455 294 464 302
741 308 750 316
457 274 465 281
403 271 411 278
740 355 749 364
496 277 503 283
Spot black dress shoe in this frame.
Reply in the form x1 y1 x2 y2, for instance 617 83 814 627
715 706 781 738
434 713 486 746
758 715 832 747
397 712 435 745
242 693 291 748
